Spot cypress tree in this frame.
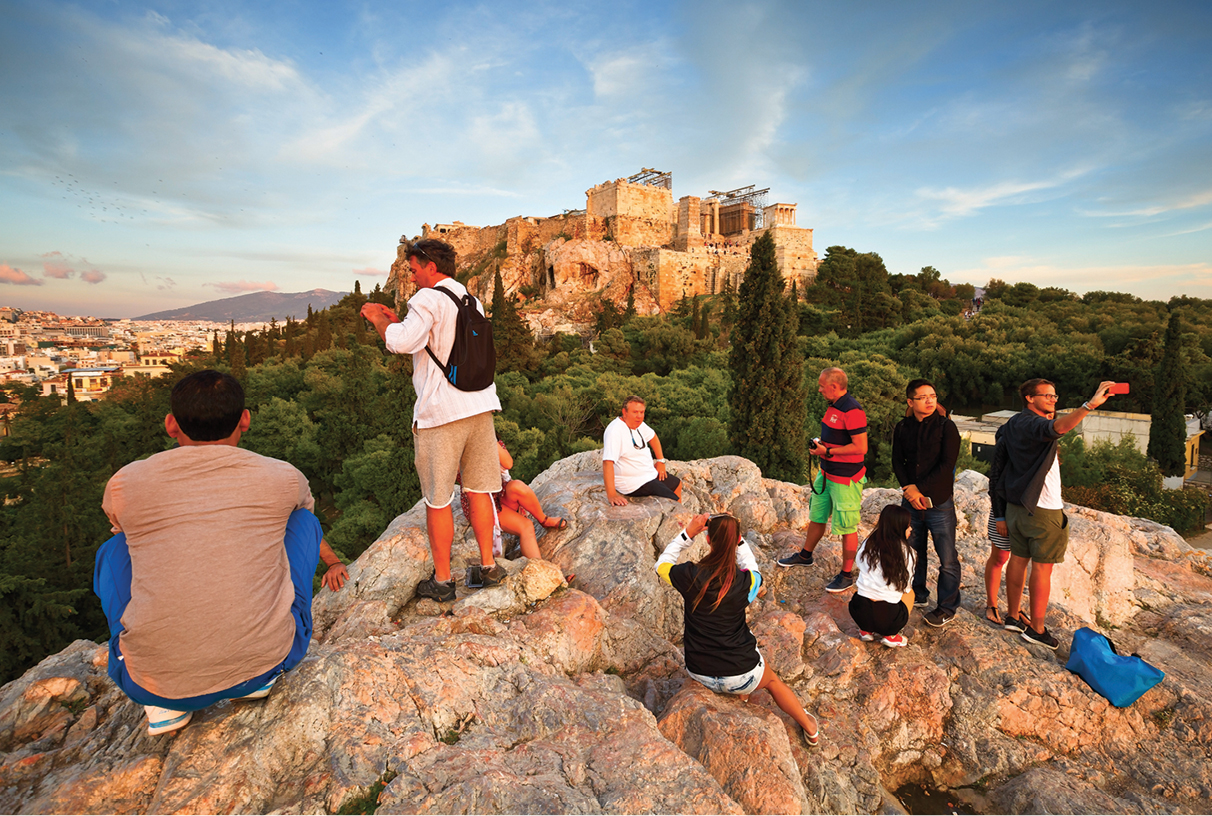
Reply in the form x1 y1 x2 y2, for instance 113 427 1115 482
491 270 535 373
283 319 297 357
623 286 637 322
315 311 332 352
230 336 247 381
1148 311 1188 476
728 231 807 482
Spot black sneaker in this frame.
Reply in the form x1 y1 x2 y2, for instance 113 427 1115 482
913 592 930 608
923 608 954 628
824 571 855 593
1004 611 1032 633
415 575 456 603
480 564 508 588
1021 626 1060 650
777 550 815 568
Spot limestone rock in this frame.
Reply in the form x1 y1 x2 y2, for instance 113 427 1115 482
2 459 1210 814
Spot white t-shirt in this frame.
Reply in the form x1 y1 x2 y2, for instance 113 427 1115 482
1037 454 1063 510
602 416 658 495
855 538 917 604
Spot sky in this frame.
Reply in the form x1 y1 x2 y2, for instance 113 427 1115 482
1 0 1210 318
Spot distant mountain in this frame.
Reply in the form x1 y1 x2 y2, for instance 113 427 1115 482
135 289 346 322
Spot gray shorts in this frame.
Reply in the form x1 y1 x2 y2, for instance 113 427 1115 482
414 412 502 509
687 651 766 696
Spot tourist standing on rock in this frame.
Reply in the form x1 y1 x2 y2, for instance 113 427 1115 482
892 379 962 627
361 238 503 602
602 395 681 505
777 367 868 593
94 370 332 735
989 378 1117 649
657 513 819 746
850 504 916 647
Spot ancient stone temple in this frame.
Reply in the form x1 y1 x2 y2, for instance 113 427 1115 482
388 170 819 318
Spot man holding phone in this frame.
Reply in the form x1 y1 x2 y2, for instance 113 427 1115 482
892 378 962 627
989 378 1118 649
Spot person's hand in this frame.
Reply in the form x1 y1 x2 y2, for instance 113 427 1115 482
996 520 1008 537
656 461 668 479
360 302 400 325
322 562 349 592
1087 381 1116 410
682 513 710 538
609 493 629 506
909 494 930 511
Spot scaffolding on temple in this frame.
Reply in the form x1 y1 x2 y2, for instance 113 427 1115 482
707 184 770 234
628 168 673 189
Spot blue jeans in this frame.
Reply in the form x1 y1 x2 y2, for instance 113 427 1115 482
903 497 960 613
93 508 321 711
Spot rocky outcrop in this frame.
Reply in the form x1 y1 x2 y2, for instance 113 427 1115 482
2 456 1211 814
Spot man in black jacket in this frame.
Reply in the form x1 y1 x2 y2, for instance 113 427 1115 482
892 379 961 627
989 378 1116 649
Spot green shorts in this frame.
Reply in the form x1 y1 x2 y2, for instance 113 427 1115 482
808 473 865 535
1006 504 1068 564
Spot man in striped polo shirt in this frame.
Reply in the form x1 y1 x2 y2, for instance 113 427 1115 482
777 367 868 593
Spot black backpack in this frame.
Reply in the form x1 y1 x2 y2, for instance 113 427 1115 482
425 285 496 391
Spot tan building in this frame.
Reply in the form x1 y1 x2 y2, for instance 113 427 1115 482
404 170 819 314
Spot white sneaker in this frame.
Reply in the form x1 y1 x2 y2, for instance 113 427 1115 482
145 705 192 735
234 675 279 701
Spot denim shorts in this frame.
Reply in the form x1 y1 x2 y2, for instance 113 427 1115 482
687 650 765 695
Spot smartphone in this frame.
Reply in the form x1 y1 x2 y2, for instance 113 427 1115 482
923 497 933 509
1109 383 1130 395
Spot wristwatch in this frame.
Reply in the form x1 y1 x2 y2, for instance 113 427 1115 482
655 458 667 463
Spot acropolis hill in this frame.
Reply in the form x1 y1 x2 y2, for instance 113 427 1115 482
386 170 818 332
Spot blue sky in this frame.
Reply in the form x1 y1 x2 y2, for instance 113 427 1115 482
1 0 1210 317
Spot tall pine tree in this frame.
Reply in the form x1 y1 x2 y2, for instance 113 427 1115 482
1148 311 1187 476
728 232 807 482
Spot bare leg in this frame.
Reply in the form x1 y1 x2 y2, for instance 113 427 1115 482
1005 554 1030 621
464 491 496 568
753 663 818 738
498 506 540 560
674 480 683 500
425 504 455 582
502 481 564 528
840 532 858 572
985 547 1009 611
801 521 827 554
1027 561 1054 632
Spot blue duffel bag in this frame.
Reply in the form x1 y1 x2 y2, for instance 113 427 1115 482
1065 626 1164 707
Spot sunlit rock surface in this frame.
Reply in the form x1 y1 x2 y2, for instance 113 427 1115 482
2 457 1210 814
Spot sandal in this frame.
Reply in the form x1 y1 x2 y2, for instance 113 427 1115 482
537 514 568 531
804 722 820 748
985 606 1002 626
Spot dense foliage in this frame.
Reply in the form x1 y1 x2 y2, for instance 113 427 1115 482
2 262 1210 685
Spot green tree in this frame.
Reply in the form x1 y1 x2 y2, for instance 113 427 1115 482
728 232 807 482
490 270 536 374
1147 312 1187 476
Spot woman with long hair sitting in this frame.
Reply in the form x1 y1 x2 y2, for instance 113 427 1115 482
850 504 916 647
656 513 819 747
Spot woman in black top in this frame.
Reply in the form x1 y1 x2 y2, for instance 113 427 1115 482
656 513 819 746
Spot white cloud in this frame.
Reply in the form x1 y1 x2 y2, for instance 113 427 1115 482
0 264 43 286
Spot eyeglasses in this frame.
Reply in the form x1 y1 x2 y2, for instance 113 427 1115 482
708 513 736 522
630 428 645 449
1030 393 1059 401
909 394 937 402
409 243 434 264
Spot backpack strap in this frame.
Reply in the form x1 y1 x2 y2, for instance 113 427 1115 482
424 284 467 371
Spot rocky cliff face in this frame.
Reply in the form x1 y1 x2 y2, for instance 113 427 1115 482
2 456 1211 814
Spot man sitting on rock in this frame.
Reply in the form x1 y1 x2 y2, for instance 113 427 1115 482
989 378 1117 649
94 370 331 735
602 395 681 505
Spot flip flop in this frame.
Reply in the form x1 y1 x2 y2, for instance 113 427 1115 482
804 723 820 748
538 514 568 531
985 606 1003 626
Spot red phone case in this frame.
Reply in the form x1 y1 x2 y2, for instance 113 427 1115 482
1109 383 1130 395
